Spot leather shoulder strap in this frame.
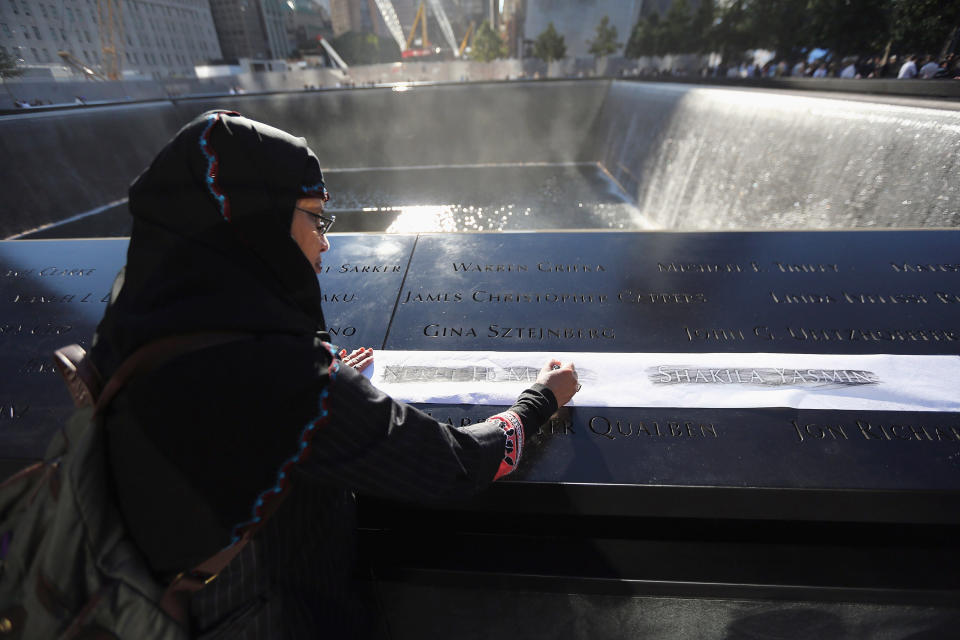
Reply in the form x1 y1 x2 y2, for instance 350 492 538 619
53 344 103 408
53 331 289 627
54 332 255 416
93 332 253 416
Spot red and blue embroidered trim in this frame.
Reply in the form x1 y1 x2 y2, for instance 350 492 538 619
489 410 524 481
199 112 232 221
301 181 330 202
227 341 340 546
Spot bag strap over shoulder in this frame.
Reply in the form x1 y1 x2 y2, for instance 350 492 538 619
92 332 254 416
54 332 255 415
52 344 103 409
52 331 264 626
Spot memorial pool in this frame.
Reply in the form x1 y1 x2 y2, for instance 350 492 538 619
3 80 958 239
2 80 959 636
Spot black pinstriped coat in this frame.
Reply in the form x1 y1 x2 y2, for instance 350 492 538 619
91 111 557 638
105 335 556 639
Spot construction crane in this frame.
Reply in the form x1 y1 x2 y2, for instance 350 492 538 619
57 50 108 81
316 36 349 72
425 0 459 56
371 0 408 54
97 0 124 80
458 21 475 57
374 0 463 59
400 0 460 59
404 2 431 53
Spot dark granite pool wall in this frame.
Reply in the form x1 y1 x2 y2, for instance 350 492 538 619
1 103 186 239
3 79 959 239
0 80 610 239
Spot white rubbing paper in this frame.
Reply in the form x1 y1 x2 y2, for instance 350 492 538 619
364 351 960 412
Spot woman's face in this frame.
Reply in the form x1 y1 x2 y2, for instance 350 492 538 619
290 197 331 274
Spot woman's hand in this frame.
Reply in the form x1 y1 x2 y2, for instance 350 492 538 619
535 358 579 407
340 347 374 372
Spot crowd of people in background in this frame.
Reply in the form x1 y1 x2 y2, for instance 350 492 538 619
712 52 960 80
8 50 959 110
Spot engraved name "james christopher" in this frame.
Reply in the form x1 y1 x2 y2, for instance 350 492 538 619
400 291 609 304
400 291 705 304
453 263 606 272
791 419 960 443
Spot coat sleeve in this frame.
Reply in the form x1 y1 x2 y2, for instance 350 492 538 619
297 363 557 504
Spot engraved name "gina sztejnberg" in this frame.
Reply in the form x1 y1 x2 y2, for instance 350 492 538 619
650 367 879 386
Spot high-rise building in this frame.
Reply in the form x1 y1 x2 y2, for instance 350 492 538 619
329 0 385 38
0 0 223 79
286 1 333 51
209 0 292 60
500 0 525 57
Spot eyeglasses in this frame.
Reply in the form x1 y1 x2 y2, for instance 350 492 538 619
296 207 335 235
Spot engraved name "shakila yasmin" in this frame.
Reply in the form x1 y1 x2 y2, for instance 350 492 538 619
651 367 879 386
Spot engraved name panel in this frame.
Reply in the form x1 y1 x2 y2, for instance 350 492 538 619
0 235 414 459
385 231 960 354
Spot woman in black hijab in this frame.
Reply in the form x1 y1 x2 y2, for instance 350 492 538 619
93 110 578 638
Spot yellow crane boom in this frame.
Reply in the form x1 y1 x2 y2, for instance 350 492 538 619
458 21 475 57
405 1 429 51
97 0 123 81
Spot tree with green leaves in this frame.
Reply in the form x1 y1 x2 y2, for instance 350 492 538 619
1 47 23 105
889 0 960 55
625 11 665 58
711 0 753 64
623 0 960 66
662 0 693 54
533 21 566 62
0 48 23 79
690 0 717 54
803 0 889 61
588 16 620 57
747 0 812 63
330 31 399 65
472 20 508 62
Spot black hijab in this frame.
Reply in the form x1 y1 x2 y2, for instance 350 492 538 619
92 110 330 376
94 112 338 571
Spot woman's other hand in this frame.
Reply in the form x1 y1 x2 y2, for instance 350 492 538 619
340 348 374 372
535 359 579 407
